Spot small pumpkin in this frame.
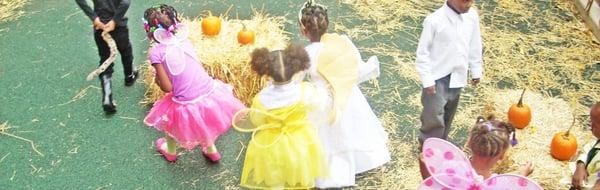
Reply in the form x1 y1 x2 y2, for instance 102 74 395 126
201 12 221 36
508 89 532 129
237 24 255 45
550 118 578 161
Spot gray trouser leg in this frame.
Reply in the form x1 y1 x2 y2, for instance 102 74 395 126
418 75 462 146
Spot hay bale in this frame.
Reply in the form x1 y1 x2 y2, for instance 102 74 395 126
0 0 28 23
142 12 289 105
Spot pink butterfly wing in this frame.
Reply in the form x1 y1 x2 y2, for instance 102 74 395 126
421 138 476 189
418 176 448 190
483 174 543 190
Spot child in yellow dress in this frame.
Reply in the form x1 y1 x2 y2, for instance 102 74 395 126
233 43 328 189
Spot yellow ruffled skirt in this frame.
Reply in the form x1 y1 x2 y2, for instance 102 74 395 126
240 126 326 189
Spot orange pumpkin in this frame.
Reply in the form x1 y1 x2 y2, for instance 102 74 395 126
508 89 532 129
550 119 578 161
237 25 255 45
201 13 221 36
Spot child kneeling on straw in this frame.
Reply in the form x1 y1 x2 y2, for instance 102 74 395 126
569 102 600 190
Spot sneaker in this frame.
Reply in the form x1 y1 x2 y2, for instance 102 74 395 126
124 70 139 87
100 74 116 114
155 138 177 162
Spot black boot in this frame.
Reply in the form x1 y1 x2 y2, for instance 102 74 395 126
100 74 116 114
124 70 139 87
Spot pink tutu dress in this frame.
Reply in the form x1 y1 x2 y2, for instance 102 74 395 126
143 39 245 150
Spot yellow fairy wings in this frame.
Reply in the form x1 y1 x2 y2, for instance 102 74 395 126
317 33 360 124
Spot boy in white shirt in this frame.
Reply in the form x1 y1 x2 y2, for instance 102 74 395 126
415 0 483 179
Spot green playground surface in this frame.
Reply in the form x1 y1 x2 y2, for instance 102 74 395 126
0 1 405 189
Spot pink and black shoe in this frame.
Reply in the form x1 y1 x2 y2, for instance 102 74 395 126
155 138 177 162
202 148 221 162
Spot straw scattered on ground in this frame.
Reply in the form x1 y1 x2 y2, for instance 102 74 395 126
0 121 43 156
142 12 289 105
337 0 600 189
0 0 28 23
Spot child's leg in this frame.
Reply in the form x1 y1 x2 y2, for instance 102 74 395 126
94 29 116 113
206 144 218 153
112 25 137 85
203 144 221 162
165 135 177 154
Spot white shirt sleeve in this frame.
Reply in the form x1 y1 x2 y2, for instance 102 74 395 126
415 17 436 88
468 11 484 80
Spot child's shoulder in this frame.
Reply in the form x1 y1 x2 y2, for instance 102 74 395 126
148 43 167 64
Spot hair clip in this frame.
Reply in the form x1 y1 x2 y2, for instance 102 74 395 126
143 19 150 32
484 122 494 132
511 132 518 146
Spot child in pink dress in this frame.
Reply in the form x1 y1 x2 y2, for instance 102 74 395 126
142 4 245 162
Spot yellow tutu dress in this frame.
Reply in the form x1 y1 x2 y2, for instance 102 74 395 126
234 83 327 189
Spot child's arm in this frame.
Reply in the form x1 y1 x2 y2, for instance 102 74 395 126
415 17 436 94
573 161 589 189
153 64 172 93
75 0 96 21
468 9 483 85
104 0 130 32
518 161 534 177
75 0 103 30
113 0 130 24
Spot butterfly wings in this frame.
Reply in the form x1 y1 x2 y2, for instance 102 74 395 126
153 24 198 75
418 138 542 190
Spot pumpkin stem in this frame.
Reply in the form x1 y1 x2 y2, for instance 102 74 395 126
517 88 526 107
565 116 575 137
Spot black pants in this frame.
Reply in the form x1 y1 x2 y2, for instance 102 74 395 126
93 25 134 77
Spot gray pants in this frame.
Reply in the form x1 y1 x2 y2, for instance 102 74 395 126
418 74 462 145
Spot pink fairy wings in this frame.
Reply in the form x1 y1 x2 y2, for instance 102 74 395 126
153 24 198 76
417 138 542 190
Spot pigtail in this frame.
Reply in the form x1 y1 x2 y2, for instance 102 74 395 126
283 43 310 74
250 48 272 77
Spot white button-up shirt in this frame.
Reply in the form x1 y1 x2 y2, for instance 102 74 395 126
415 2 483 88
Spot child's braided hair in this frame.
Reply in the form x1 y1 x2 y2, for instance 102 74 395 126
299 0 328 40
250 43 310 83
468 115 516 158
143 4 179 39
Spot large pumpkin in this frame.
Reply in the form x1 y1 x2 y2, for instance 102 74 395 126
550 119 578 161
237 25 255 45
508 89 532 129
201 13 221 36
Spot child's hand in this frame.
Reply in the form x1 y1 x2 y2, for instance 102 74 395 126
518 161 534 177
573 161 589 189
424 86 436 95
103 20 116 32
93 17 104 30
471 78 480 86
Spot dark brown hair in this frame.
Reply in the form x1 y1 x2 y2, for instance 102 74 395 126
299 4 328 41
250 43 310 82
468 115 516 157
143 4 179 38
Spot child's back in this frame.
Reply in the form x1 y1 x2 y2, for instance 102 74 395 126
148 39 213 101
